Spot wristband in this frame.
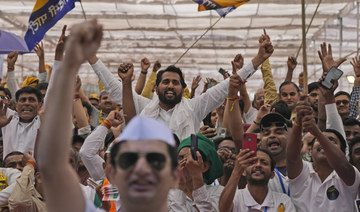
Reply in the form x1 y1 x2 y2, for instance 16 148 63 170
74 94 80 100
141 71 148 74
26 160 37 169
226 96 240 112
293 119 301 127
102 119 112 129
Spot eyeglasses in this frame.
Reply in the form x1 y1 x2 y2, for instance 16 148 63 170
117 152 166 171
260 122 288 131
218 146 236 154
336 100 349 105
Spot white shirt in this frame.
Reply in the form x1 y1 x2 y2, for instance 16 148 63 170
0 168 21 206
233 185 295 212
243 106 257 124
268 168 290 196
79 125 107 181
289 161 360 212
92 60 257 141
168 185 224 212
2 108 40 158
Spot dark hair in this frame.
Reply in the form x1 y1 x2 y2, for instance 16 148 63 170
3 151 24 167
173 133 180 148
104 131 115 150
110 141 178 171
15 86 42 103
82 101 93 117
323 129 347 154
0 86 11 99
156 65 187 88
335 91 350 99
279 81 300 93
72 135 85 145
203 112 215 128
343 117 360 127
257 148 276 171
214 136 233 149
35 82 48 91
349 136 360 165
308 82 319 94
271 100 292 120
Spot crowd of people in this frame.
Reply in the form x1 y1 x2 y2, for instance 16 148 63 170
0 18 359 212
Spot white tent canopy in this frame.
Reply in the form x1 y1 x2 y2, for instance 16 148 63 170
0 0 359 96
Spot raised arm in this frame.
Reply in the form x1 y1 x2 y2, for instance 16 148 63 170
223 61 245 153
190 75 201 99
73 76 90 130
349 56 360 118
6 51 19 100
284 56 297 82
118 63 137 123
287 95 312 179
141 61 161 99
36 20 102 212
34 42 47 83
135 58 150 95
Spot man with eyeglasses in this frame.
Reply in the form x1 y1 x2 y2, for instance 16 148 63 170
215 137 237 186
334 91 350 119
258 113 292 196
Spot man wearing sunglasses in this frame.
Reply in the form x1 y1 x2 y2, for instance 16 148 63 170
108 115 179 212
258 113 292 196
334 91 350 119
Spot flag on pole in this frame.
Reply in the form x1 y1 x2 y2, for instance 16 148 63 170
24 0 80 51
193 0 250 17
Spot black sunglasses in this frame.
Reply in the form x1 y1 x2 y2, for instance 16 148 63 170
336 100 349 105
117 152 166 171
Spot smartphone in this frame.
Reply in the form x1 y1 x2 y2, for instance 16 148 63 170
218 68 227 76
191 134 198 160
207 81 217 89
243 133 257 157
321 66 343 89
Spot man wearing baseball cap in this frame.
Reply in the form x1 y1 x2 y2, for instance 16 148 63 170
259 113 292 196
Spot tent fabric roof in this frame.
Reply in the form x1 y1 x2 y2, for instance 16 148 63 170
0 0 359 95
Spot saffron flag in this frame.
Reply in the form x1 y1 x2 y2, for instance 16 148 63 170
193 0 250 17
24 0 80 51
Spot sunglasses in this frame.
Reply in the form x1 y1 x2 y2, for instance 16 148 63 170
117 152 166 171
336 100 349 105
218 146 236 154
260 122 288 131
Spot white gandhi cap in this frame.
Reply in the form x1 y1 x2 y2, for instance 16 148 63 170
117 115 175 147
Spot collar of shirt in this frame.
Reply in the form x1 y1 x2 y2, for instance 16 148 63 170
243 185 274 208
309 162 337 183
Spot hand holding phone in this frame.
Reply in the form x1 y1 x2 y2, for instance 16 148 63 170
321 66 343 89
243 133 257 157
191 134 198 160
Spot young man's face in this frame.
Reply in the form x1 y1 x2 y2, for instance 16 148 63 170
351 142 360 171
99 94 117 114
311 132 342 163
16 93 41 123
345 125 360 144
111 140 177 206
156 72 183 107
308 89 320 112
279 84 300 111
260 124 288 159
4 154 24 171
244 151 274 185
335 95 350 118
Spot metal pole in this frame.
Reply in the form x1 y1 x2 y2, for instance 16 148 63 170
301 0 308 94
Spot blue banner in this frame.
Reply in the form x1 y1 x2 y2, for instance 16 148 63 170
24 0 80 51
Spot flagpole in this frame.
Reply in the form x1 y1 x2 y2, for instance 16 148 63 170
174 16 222 65
295 0 322 60
301 0 308 95
80 1 87 21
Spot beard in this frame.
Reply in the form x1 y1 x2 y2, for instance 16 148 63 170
158 89 182 107
246 168 270 186
311 103 318 112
